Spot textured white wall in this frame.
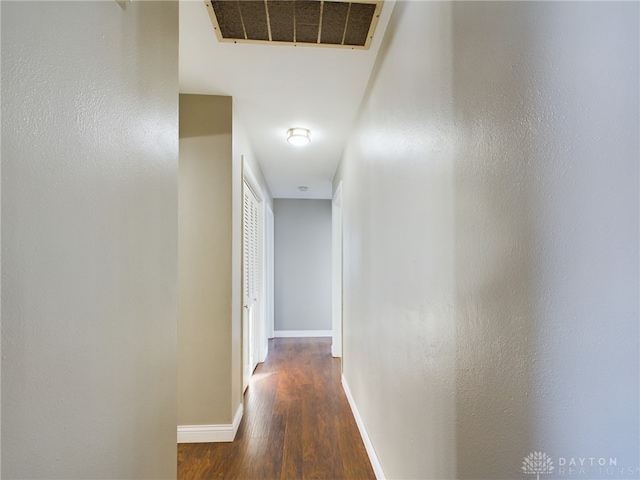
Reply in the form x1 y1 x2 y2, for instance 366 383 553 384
178 95 233 426
178 95 273 428
2 2 178 478
274 199 332 332
232 105 273 409
1 2 3 474
336 2 639 479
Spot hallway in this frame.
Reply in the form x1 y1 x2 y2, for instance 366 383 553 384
3 2 639 478
178 338 375 479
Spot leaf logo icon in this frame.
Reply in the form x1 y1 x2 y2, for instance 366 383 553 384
522 451 555 480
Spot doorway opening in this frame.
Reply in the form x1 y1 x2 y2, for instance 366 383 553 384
332 182 343 359
242 159 270 392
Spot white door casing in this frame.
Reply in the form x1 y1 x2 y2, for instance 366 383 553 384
243 180 260 391
332 182 343 358
265 203 275 341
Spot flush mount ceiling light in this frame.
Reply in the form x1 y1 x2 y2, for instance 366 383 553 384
298 186 308 192
287 128 311 146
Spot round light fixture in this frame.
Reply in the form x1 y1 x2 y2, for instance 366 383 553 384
287 128 311 146
298 186 308 192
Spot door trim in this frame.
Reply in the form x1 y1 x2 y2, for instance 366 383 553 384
265 202 275 341
332 182 343 358
242 158 267 393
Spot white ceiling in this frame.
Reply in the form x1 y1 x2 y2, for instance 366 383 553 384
179 0 395 199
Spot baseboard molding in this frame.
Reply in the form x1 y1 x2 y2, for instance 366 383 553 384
177 404 243 443
342 375 386 480
259 340 269 363
274 330 332 338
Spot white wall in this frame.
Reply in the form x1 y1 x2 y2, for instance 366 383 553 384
335 2 639 479
178 95 273 431
1 2 4 473
231 105 273 406
2 2 178 478
178 95 233 426
274 199 332 333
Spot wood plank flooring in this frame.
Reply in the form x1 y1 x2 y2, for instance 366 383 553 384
178 338 375 480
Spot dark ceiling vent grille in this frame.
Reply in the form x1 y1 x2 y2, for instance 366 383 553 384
206 0 383 50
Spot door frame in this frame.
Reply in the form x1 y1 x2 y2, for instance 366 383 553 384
332 182 343 358
265 202 275 342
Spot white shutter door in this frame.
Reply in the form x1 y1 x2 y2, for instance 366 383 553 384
243 179 262 391
243 183 260 304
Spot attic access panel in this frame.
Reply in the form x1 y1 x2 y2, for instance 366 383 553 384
206 0 383 50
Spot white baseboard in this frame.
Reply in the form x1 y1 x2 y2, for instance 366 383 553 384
177 404 243 443
259 339 268 363
342 375 386 480
274 330 332 338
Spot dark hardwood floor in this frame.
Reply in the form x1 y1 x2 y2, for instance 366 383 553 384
178 337 375 480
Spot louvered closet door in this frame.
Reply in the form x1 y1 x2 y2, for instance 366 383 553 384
243 182 260 391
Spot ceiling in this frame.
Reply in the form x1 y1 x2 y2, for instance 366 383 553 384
179 0 396 199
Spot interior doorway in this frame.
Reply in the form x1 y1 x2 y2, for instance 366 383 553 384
242 160 267 392
332 182 343 358
265 203 275 343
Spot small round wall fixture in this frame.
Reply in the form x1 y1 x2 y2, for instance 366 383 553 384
287 128 311 146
